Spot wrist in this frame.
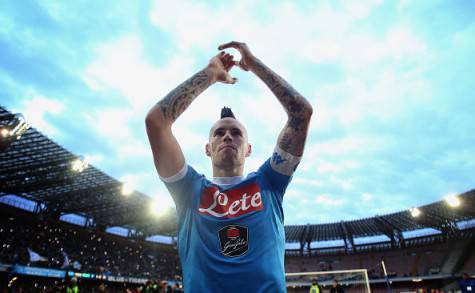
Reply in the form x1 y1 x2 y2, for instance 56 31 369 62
247 56 261 72
203 67 217 84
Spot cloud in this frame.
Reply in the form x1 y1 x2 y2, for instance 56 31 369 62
293 178 324 188
21 95 65 137
84 36 174 111
361 192 373 202
83 153 104 165
2 0 474 228
314 194 346 207
85 107 134 141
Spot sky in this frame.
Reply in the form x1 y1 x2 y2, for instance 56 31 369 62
1 0 474 226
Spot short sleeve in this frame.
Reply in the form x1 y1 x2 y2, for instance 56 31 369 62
258 160 291 203
258 146 301 202
162 165 201 212
270 145 301 176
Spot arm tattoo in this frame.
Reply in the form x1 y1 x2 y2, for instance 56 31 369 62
251 59 312 156
157 70 211 122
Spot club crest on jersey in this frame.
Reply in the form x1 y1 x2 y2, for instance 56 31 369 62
218 225 248 257
198 183 264 218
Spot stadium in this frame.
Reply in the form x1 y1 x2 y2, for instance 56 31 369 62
1 105 474 292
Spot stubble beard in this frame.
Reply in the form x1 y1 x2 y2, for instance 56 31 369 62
213 151 244 171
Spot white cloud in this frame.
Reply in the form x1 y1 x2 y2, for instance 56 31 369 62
148 0 383 66
84 106 152 161
340 0 382 19
83 35 196 113
85 107 134 141
341 181 353 191
172 125 208 154
316 159 360 174
116 140 151 159
361 192 373 202
118 171 164 196
284 189 304 199
21 95 65 137
293 178 324 188
150 1 244 52
83 153 104 165
314 194 346 207
306 134 393 158
0 0 475 226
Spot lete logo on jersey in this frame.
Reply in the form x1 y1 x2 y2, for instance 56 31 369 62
198 183 264 218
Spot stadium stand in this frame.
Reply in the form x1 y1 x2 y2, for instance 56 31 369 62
0 206 180 278
285 236 473 277
1 105 474 292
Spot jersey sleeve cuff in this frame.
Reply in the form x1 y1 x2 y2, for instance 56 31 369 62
270 146 302 176
159 164 188 183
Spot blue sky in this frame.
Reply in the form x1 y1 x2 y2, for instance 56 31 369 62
1 0 474 225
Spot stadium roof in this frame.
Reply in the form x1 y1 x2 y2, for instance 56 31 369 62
0 106 175 236
1 105 474 245
285 188 475 245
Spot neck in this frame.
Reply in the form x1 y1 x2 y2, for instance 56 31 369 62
212 164 244 177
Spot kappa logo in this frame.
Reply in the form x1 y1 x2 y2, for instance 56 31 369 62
272 152 286 165
198 183 264 218
218 225 248 257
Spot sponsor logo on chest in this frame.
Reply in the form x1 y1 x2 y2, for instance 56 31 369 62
198 182 264 218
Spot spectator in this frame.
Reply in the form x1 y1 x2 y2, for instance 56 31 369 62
309 279 323 293
459 273 475 293
65 277 78 293
330 279 344 293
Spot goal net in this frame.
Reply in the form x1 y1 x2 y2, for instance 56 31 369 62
286 269 371 293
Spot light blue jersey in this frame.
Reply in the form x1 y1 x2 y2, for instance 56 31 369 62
163 148 300 293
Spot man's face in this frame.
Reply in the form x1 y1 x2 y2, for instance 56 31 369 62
206 118 251 169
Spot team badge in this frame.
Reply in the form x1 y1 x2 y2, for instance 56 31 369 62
218 225 248 257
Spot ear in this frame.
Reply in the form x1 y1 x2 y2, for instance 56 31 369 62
245 143 252 157
205 143 211 157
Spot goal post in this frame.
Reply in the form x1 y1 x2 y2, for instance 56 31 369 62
286 269 371 293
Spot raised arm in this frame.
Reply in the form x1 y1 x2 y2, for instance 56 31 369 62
218 41 313 157
145 52 238 178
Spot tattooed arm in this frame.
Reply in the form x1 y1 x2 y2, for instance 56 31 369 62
145 52 238 177
218 41 313 156
251 58 313 156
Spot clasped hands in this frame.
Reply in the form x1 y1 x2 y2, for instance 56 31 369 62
205 41 257 84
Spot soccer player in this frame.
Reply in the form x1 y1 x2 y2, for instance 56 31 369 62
146 41 313 292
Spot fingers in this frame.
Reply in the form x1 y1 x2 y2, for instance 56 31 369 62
224 61 233 71
237 60 250 71
220 53 236 71
226 60 240 71
224 77 238 84
218 41 244 51
218 41 252 72
222 53 234 64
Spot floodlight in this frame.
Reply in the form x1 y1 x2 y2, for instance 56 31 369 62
445 193 460 208
151 199 166 216
150 196 173 216
0 113 29 150
10 115 29 139
121 182 134 196
409 207 421 218
71 156 89 173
